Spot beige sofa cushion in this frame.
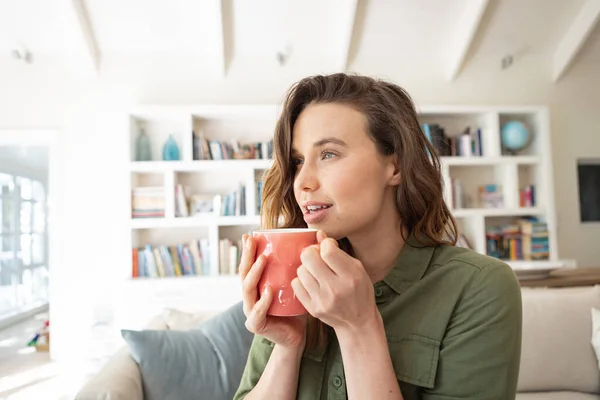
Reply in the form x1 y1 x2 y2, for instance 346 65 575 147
161 308 220 331
518 285 600 394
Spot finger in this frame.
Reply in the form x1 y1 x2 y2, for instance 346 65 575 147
317 230 327 244
319 238 347 275
242 255 266 316
296 264 320 296
300 245 335 281
245 285 273 333
291 278 312 311
239 235 258 281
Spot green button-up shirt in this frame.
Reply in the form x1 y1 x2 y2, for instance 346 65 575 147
234 237 523 399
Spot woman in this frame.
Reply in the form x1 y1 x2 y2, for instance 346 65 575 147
233 73 522 400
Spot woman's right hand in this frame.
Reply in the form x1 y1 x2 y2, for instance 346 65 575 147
239 234 308 350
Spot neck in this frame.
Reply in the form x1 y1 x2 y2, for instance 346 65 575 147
346 200 406 284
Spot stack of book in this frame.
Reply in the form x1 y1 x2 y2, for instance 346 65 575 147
479 184 504 208
193 132 273 161
519 219 549 260
421 124 483 157
221 184 246 216
520 185 536 207
132 239 210 278
485 218 549 261
219 238 242 276
256 180 264 214
132 186 165 218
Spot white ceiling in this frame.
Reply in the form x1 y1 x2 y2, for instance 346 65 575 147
473 0 586 55
0 0 598 81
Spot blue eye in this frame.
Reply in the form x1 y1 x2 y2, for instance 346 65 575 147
322 151 336 160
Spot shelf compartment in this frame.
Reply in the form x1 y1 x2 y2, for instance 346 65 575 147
499 112 544 157
518 164 544 209
131 172 166 219
484 216 550 263
419 111 500 157
129 114 189 163
449 164 518 209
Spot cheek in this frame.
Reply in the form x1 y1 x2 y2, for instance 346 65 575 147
330 163 386 206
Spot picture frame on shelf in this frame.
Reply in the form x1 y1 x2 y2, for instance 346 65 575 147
190 194 221 217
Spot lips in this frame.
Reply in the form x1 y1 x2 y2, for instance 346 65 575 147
301 202 333 224
301 202 333 214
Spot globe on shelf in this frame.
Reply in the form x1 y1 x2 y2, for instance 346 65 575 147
501 120 531 155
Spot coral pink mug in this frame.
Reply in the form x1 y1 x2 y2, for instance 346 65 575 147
253 228 318 316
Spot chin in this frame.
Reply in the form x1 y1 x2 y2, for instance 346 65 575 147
307 224 345 241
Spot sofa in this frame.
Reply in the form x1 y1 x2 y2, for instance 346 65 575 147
75 285 600 400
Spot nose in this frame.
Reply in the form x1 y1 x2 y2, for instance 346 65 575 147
293 160 319 193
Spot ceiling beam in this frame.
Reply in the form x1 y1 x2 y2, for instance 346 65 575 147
62 0 100 77
447 0 490 81
335 0 359 72
552 0 600 82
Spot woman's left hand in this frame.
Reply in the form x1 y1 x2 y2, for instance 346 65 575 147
291 230 380 333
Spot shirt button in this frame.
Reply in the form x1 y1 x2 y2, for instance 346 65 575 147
375 287 384 297
332 376 343 388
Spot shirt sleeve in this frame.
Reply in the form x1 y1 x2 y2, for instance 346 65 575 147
233 334 275 400
422 260 523 400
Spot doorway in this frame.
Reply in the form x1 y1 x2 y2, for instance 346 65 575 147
0 130 57 331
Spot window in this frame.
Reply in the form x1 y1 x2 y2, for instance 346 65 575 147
0 173 48 318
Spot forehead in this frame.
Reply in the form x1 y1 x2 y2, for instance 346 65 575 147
292 103 368 148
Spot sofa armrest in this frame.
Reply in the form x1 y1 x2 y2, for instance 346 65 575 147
75 347 143 400
75 314 168 400
75 309 219 400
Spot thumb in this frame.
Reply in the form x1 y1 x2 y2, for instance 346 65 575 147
317 230 328 244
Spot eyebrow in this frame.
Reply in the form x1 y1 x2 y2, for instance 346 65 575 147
292 137 348 154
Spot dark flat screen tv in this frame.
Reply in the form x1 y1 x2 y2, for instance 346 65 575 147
578 159 600 223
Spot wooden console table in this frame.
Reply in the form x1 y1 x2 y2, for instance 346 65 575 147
519 267 600 288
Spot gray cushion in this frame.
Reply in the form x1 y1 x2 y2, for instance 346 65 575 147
516 392 600 400
121 302 253 400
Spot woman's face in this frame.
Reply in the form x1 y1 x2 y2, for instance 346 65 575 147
292 102 400 240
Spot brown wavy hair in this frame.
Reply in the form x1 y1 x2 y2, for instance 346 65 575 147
260 73 457 352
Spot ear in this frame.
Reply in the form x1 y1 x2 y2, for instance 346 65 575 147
387 157 402 186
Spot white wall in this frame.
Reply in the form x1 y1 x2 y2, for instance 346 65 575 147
0 53 599 361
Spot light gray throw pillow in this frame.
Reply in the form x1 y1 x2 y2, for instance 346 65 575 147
592 307 600 371
121 302 253 400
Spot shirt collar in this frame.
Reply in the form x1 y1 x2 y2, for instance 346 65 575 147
382 233 436 295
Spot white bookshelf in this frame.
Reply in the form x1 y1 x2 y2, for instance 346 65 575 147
125 105 573 306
